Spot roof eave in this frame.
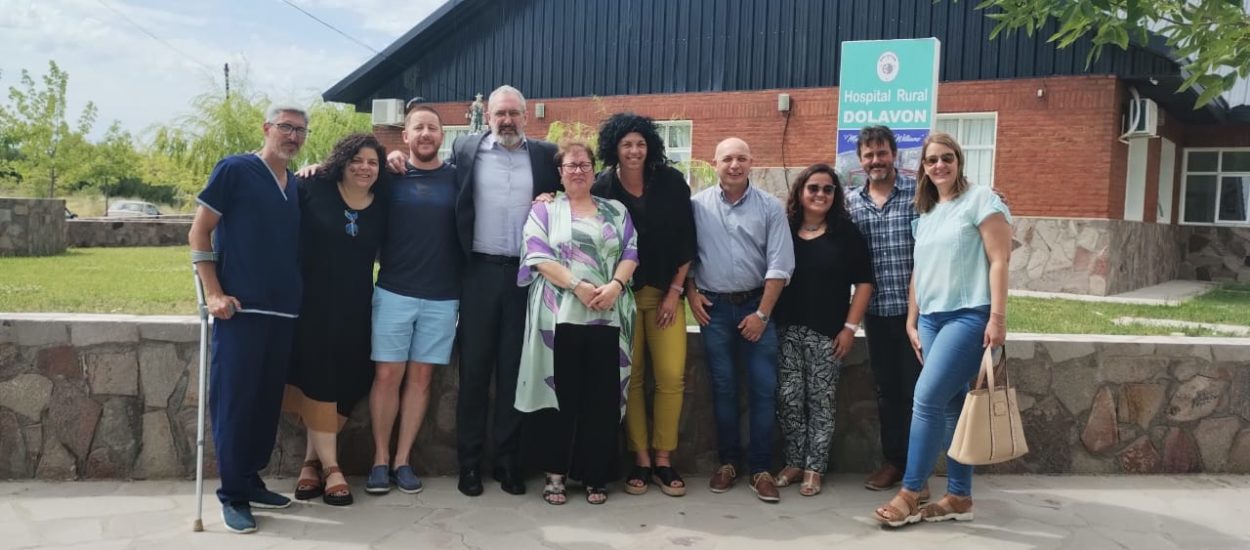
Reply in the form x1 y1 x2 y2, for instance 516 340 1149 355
321 0 474 106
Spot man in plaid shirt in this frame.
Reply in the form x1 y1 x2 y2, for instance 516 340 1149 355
845 126 926 497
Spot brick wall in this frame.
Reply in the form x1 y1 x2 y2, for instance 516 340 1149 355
382 75 1138 219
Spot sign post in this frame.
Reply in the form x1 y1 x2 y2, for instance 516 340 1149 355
835 38 941 187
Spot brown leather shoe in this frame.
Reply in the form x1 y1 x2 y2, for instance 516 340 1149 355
864 463 903 491
750 472 780 503
709 464 737 493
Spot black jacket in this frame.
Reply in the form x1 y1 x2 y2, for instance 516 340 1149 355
450 133 562 260
591 164 696 291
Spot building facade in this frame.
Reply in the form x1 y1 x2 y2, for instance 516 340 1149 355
325 0 1250 295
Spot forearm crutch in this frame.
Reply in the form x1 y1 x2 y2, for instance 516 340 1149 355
192 267 210 532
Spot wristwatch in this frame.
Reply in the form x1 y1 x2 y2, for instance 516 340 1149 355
568 275 583 290
754 310 770 323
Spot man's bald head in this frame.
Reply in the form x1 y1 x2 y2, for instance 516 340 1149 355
714 137 753 188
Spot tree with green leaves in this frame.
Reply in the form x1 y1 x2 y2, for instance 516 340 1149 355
0 61 97 196
964 0 1250 107
150 71 369 192
86 122 143 210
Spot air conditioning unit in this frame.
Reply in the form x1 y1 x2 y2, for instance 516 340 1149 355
1124 98 1159 138
371 99 405 126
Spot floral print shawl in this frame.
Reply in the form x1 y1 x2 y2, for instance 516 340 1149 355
515 193 638 418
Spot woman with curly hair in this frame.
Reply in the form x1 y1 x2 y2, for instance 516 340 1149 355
772 164 873 496
591 112 697 497
283 133 389 506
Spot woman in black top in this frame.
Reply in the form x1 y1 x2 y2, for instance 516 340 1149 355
772 163 874 496
283 133 388 506
591 113 697 497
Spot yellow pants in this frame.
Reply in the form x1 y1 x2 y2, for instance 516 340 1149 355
625 286 688 452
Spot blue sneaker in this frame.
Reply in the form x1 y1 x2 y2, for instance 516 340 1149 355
365 465 392 494
393 465 423 494
246 487 291 509
221 502 257 534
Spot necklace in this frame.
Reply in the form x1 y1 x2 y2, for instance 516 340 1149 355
801 222 825 232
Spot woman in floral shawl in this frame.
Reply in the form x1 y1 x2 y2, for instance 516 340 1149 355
516 139 638 506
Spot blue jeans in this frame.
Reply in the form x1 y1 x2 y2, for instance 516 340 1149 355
903 306 989 497
700 294 779 474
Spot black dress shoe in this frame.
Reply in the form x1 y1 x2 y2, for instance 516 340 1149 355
493 465 527 495
458 469 484 497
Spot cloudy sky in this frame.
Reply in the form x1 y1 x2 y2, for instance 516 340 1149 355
0 0 446 139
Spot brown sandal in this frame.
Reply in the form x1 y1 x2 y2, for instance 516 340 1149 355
872 489 922 528
321 465 353 507
294 460 323 500
798 470 822 497
921 495 974 523
775 466 803 488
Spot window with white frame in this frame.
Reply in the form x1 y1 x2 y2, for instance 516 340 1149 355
656 120 693 179
1182 149 1250 225
439 125 473 161
935 113 997 188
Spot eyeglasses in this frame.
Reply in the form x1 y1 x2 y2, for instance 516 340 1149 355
491 109 524 119
805 184 836 195
344 209 359 237
270 123 310 138
922 153 957 166
561 163 594 173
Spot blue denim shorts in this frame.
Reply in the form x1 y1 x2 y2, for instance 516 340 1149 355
370 286 459 364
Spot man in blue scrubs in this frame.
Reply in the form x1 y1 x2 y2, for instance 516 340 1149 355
189 104 307 534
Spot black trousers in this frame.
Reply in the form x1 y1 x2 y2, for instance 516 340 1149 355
863 314 923 468
527 323 621 487
457 257 528 471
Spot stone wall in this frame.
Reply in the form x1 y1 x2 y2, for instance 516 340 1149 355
1180 226 1250 284
1011 218 1250 295
1009 218 1184 296
0 198 66 257
2 314 1250 480
66 220 190 248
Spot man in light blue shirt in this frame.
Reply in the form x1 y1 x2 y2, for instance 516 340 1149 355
686 137 794 502
471 131 534 255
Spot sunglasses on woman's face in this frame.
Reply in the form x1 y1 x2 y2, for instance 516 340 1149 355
805 184 836 195
923 153 957 166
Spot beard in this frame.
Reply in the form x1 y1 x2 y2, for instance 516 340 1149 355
413 150 438 163
866 165 893 182
494 124 522 148
271 142 299 161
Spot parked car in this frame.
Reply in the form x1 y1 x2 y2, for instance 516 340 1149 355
107 200 162 218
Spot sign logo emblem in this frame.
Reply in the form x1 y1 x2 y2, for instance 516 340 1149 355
877 51 899 83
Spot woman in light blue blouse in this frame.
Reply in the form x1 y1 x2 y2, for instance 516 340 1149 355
873 132 1012 528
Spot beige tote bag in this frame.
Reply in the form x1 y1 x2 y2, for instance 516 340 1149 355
948 346 1028 465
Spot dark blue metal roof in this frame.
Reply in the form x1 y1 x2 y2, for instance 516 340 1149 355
324 0 1190 112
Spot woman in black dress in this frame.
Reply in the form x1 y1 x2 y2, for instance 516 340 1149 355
283 133 388 506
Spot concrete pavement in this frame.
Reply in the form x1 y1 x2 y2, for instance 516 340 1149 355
2 475 1249 549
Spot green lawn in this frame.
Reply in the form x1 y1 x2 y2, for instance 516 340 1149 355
0 247 197 315
2 247 1249 336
